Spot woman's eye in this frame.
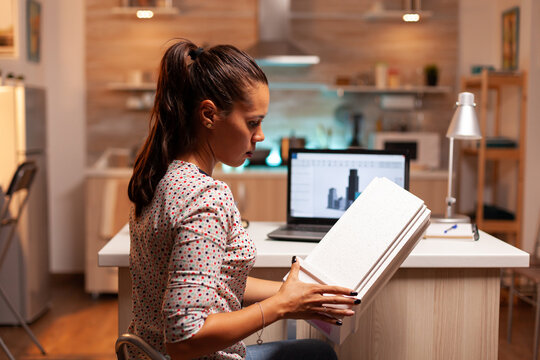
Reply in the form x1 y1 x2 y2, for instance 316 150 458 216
249 121 261 128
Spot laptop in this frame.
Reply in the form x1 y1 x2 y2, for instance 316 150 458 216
267 148 410 241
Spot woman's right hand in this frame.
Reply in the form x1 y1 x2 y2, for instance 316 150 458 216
268 256 359 325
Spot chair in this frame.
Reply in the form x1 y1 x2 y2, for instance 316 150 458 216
115 333 169 360
0 161 46 360
507 212 540 360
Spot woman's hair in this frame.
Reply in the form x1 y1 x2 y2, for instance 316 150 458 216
128 39 268 217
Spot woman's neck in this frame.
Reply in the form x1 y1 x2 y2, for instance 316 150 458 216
177 150 215 176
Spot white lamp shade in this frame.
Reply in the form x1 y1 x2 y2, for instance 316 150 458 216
446 92 482 139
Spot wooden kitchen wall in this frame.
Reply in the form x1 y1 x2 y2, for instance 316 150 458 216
86 0 457 164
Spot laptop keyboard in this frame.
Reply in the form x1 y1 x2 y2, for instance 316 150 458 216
286 224 332 232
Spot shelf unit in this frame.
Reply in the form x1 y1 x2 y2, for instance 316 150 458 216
106 82 155 91
459 69 527 247
106 81 451 111
327 85 451 97
107 82 451 94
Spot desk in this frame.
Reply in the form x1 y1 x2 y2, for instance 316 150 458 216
99 221 528 359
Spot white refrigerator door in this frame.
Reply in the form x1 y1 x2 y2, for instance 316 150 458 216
0 86 50 323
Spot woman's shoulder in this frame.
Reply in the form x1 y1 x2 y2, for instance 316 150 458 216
161 160 234 200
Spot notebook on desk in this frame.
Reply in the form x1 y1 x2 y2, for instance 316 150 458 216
267 148 410 241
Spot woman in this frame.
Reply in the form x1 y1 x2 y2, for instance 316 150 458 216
127 39 358 360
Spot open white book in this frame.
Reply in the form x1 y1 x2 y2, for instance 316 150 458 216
286 177 431 344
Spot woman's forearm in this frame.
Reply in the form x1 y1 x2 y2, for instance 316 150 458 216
166 297 282 359
243 276 282 305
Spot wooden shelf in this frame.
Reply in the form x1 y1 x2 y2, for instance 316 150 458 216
107 81 451 95
462 72 525 88
269 82 327 91
107 82 156 91
462 147 520 160
459 69 527 248
480 219 520 233
327 85 452 95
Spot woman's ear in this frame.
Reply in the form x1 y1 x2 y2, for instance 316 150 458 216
199 100 217 129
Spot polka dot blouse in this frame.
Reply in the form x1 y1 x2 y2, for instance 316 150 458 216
128 160 257 359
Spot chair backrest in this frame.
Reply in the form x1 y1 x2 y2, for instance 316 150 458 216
0 161 38 268
115 333 168 360
1 161 38 222
6 161 37 196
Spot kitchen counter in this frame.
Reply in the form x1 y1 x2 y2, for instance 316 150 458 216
87 164 449 180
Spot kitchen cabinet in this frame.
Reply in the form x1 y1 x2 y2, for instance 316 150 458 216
85 174 131 295
214 169 448 222
214 170 288 222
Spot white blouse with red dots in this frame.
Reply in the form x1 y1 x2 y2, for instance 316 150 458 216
128 160 257 359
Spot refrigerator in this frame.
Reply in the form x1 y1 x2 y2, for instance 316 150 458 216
0 85 50 324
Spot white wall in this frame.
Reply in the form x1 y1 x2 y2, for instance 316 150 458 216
459 0 540 251
0 0 86 273
0 0 46 83
42 0 86 272
458 0 498 77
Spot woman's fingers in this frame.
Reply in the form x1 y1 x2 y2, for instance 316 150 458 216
314 294 361 306
312 306 355 317
315 284 357 296
287 256 300 280
312 313 345 326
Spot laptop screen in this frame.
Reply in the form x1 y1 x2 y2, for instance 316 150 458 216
287 148 410 225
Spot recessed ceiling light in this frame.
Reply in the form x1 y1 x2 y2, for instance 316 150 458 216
402 13 420 22
136 10 154 19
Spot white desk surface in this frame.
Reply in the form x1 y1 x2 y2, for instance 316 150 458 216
99 221 529 269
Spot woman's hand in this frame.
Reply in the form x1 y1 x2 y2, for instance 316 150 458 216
267 257 359 325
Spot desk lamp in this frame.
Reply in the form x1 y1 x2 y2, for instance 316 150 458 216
432 92 482 223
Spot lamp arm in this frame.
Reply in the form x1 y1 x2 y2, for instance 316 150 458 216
445 137 456 218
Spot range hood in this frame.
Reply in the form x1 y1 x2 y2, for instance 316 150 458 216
246 0 320 66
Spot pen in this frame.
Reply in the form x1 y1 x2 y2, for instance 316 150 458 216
444 224 457 233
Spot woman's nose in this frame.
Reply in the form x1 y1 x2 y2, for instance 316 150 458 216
253 128 265 143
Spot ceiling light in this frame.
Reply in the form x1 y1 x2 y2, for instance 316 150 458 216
402 13 420 22
136 10 154 19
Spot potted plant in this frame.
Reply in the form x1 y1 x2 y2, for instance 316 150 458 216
424 64 439 86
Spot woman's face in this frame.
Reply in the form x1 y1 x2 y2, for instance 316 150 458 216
211 83 269 167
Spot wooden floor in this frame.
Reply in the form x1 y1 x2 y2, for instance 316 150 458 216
0 275 117 360
0 275 536 360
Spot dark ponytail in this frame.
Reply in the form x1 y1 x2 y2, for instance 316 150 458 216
128 39 267 217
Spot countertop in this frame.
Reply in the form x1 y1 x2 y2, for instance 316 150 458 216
99 221 529 269
87 165 449 179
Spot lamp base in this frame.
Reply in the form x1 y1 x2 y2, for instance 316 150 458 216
430 213 471 224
